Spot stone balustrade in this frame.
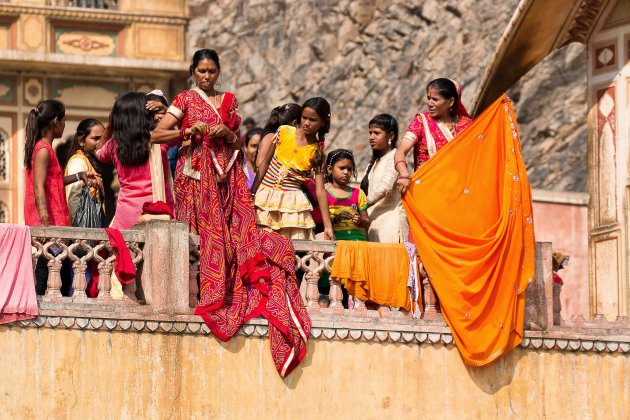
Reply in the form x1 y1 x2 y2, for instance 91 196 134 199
27 220 622 335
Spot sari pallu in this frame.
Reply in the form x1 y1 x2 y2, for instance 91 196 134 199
193 135 310 377
402 95 535 366
168 89 241 234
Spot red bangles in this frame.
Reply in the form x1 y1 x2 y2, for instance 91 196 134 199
394 160 407 169
398 175 410 180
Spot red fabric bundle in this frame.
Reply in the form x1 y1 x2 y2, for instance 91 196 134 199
141 200 174 218
104 228 136 285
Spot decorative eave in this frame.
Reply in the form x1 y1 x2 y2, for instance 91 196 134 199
0 3 189 26
0 49 189 77
9 312 630 355
471 0 611 117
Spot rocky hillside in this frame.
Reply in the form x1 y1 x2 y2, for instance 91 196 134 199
188 0 587 192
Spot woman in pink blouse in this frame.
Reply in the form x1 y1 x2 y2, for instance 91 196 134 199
97 92 174 230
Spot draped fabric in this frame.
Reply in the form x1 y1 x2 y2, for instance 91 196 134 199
402 95 535 366
331 241 411 311
192 126 310 377
168 90 241 234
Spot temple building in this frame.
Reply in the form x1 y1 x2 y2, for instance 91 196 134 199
0 0 188 224
473 0 630 320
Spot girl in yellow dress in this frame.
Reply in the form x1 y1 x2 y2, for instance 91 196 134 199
253 97 334 240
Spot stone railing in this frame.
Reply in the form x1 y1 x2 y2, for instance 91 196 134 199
47 0 118 9
27 221 591 331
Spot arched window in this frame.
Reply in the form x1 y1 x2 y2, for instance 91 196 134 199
0 129 7 182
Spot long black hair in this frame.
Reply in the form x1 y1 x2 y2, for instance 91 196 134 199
360 114 399 194
244 127 264 146
325 149 356 184
68 118 104 173
262 103 302 138
109 92 152 167
189 48 221 75
24 100 65 170
302 97 331 171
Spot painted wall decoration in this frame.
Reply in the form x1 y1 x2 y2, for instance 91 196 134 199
49 79 129 110
0 200 6 223
594 41 617 73
23 78 43 106
595 86 618 226
0 76 16 105
0 129 6 182
54 28 119 57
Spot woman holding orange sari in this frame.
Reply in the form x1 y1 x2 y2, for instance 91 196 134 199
395 78 473 194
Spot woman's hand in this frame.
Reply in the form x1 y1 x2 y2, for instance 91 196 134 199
80 171 101 187
209 123 230 139
189 121 209 137
396 177 410 195
323 227 336 241
332 210 353 224
146 100 167 114
351 213 361 226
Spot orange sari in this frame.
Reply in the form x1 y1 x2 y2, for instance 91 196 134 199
402 95 535 366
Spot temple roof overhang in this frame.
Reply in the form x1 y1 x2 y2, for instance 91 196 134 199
472 0 612 117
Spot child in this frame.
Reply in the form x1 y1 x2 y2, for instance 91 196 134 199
254 97 334 240
243 127 262 190
65 118 105 226
23 100 98 295
320 149 370 306
325 149 370 240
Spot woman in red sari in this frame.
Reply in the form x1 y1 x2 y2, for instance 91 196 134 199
395 78 473 193
151 49 310 377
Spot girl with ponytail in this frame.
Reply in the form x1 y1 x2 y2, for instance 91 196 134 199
253 97 334 240
24 100 99 296
24 100 99 227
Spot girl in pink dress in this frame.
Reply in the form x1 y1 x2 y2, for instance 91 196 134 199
97 92 174 230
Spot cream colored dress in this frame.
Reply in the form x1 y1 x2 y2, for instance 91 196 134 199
362 148 409 243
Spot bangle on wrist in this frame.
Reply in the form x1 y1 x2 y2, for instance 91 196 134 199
398 175 410 180
226 131 237 144
394 160 407 170
75 173 81 182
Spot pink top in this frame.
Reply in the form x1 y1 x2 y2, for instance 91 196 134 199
24 141 70 226
97 139 174 229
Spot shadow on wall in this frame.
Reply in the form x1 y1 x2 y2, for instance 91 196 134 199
463 348 526 395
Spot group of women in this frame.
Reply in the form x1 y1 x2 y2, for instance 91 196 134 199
23 46 475 302
23 47 484 373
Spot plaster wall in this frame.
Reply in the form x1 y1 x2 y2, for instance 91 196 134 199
0 326 627 419
533 200 589 319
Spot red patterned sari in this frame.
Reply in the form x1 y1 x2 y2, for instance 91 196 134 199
170 89 310 377
168 89 241 234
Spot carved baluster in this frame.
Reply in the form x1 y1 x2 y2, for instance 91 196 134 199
189 245 200 308
422 275 440 320
42 238 67 299
302 252 322 309
93 242 114 301
68 240 92 301
323 254 343 309
123 241 143 300
352 296 367 311
31 237 43 272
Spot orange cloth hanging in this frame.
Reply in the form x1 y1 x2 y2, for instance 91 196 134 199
331 241 411 310
402 95 535 366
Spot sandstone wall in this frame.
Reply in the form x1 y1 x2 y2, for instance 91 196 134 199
188 0 587 191
0 326 627 419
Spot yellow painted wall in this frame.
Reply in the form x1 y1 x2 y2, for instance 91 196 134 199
0 326 627 419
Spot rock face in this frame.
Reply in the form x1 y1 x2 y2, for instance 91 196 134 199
188 0 587 192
